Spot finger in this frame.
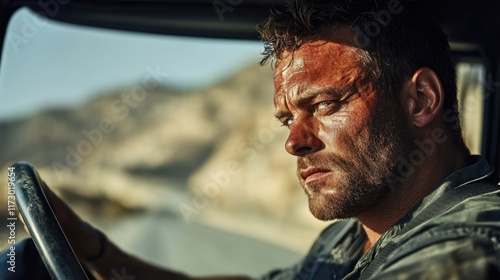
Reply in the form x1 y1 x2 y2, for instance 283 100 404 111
33 173 75 230
18 211 30 234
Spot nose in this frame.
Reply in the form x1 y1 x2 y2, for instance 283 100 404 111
285 122 322 156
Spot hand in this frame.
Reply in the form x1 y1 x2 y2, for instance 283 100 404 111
20 173 246 280
32 174 103 262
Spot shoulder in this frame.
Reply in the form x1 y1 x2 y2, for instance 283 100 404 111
424 181 500 230
374 182 500 279
259 219 360 280
303 219 360 261
374 227 500 279
316 219 358 242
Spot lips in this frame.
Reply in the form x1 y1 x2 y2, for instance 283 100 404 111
300 168 332 184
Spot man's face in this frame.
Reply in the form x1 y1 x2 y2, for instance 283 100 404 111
273 34 414 220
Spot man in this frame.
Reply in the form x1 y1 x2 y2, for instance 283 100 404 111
8 0 500 279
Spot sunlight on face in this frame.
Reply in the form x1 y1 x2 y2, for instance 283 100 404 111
274 34 415 220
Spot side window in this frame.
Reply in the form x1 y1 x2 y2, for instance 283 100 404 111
456 62 486 155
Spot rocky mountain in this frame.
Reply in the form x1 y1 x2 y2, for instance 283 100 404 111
0 64 326 251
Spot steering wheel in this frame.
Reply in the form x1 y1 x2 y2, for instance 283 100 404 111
12 162 89 280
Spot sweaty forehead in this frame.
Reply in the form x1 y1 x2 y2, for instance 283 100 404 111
273 39 365 103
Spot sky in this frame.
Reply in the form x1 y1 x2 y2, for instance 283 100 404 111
0 8 263 121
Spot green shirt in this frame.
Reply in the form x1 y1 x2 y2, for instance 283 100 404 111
262 156 500 279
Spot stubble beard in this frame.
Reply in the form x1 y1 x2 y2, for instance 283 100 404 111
299 103 415 221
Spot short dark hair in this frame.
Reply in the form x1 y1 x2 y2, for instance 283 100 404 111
258 0 465 144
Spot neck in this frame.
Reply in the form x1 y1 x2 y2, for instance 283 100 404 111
357 139 467 254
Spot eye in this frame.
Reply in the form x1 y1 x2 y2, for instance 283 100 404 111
280 116 293 127
315 100 339 114
317 100 335 110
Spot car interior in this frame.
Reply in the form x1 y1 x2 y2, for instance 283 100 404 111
0 0 499 279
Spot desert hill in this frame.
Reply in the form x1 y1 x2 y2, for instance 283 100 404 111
0 63 326 253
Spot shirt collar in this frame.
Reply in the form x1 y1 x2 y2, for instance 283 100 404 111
350 155 494 274
405 155 493 222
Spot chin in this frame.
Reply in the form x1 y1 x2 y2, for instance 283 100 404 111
306 183 383 221
307 194 357 221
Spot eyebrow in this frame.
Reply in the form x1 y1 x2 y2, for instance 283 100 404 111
274 110 290 120
274 86 350 120
298 87 347 104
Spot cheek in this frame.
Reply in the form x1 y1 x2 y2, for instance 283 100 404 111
317 111 370 147
315 92 379 152
317 114 351 148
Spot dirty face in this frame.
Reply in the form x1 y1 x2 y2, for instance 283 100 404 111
274 34 413 220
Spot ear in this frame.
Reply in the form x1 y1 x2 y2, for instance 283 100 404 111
403 68 444 128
